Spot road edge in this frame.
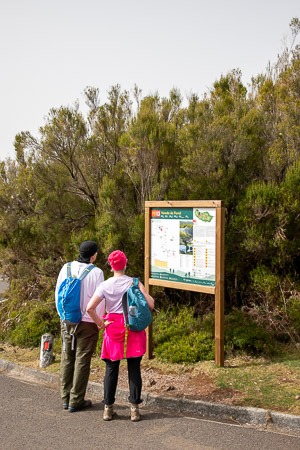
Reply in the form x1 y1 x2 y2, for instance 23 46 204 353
1 357 299 434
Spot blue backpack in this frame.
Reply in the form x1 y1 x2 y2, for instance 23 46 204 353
56 262 95 326
122 278 152 331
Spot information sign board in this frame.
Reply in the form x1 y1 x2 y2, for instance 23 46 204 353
150 207 216 287
144 200 225 366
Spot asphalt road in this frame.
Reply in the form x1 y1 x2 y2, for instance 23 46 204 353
1 373 300 450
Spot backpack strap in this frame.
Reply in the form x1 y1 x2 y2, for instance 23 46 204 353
66 262 72 277
77 264 95 319
78 264 95 280
70 323 79 351
66 263 95 280
133 277 139 287
62 322 79 352
122 291 129 326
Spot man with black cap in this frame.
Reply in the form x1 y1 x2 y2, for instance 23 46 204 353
55 240 104 412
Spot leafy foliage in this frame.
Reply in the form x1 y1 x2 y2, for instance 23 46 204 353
152 306 276 363
0 20 299 355
1 300 60 347
224 309 275 355
152 306 215 363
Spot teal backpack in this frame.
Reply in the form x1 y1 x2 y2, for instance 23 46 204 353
122 278 152 331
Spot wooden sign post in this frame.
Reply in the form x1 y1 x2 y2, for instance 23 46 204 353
144 200 225 367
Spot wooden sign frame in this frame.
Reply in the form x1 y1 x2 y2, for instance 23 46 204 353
144 200 225 366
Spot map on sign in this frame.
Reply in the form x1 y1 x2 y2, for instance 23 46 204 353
150 208 216 286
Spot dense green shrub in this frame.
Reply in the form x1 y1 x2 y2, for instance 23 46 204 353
286 296 300 336
4 300 60 347
153 306 214 363
152 306 277 363
224 309 276 355
154 330 215 363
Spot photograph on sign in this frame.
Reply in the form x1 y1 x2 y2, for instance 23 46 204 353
150 207 216 286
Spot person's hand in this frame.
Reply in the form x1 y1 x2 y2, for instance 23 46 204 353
98 319 113 330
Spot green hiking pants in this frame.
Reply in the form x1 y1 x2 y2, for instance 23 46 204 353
60 321 99 408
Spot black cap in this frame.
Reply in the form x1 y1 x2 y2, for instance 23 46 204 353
79 240 98 259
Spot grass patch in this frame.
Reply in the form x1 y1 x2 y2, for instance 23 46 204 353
199 351 300 415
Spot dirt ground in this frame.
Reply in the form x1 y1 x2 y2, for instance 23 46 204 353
99 362 244 405
0 343 244 406
106 366 244 405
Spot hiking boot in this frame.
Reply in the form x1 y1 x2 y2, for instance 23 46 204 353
130 404 141 422
68 399 92 413
103 404 114 421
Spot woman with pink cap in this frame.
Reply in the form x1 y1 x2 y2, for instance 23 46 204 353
87 250 154 422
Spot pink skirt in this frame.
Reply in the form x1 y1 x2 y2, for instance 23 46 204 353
101 313 146 361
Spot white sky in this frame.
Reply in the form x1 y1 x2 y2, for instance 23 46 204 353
0 0 299 160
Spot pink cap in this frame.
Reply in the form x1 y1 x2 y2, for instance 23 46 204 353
108 250 127 271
